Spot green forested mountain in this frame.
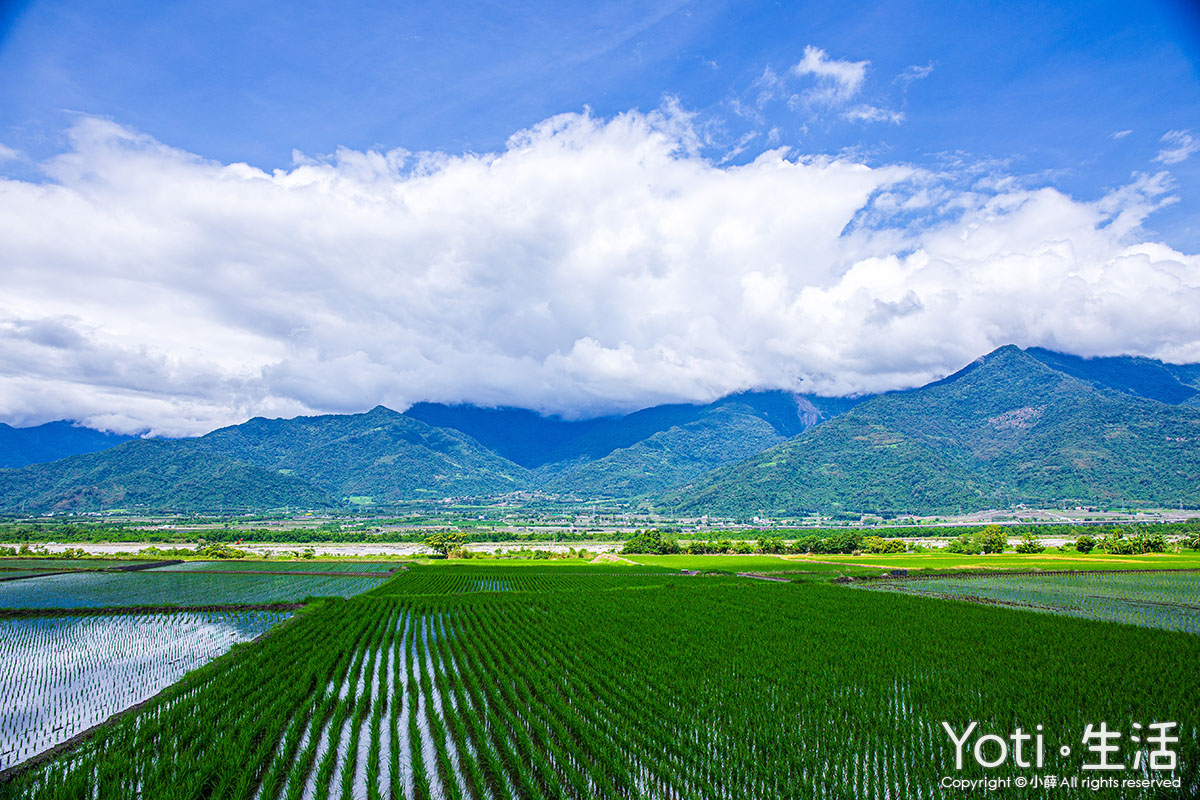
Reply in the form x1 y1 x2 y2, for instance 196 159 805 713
0 421 135 469
536 404 790 498
670 346 1200 516
0 438 329 512
0 406 528 512
404 390 858 467
194 406 529 502
1024 347 1200 405
2 347 1198 514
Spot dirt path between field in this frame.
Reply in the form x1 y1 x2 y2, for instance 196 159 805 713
0 606 306 784
737 573 792 583
117 560 184 571
592 554 639 565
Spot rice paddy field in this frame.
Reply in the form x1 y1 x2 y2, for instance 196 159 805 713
155 561 407 574
1 561 1196 799
862 570 1200 634
0 610 288 771
0 559 154 572
0 570 389 610
790 550 1200 573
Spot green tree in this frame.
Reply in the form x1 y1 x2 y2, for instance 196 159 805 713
1074 535 1096 554
864 536 906 554
424 531 466 557
976 525 1008 554
621 529 681 555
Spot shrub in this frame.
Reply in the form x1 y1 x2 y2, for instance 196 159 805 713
863 536 906 554
1014 533 1045 554
945 533 980 554
1099 531 1167 555
1074 535 1096 554
195 542 248 559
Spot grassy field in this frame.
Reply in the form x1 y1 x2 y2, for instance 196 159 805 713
2 561 1195 799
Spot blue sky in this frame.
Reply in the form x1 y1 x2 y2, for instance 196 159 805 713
2 1 1198 242
0 1 1199 433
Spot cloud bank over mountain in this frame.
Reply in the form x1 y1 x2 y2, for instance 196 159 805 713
1 104 1197 436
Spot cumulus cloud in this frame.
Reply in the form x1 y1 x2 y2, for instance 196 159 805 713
791 46 868 105
0 108 1198 436
1155 129 1199 164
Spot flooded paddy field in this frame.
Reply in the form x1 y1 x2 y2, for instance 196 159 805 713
155 560 407 574
861 570 1200 634
0 569 389 609
0 559 155 572
0 610 288 771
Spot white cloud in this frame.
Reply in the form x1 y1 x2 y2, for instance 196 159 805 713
842 105 904 125
896 63 933 85
1155 129 1199 164
0 109 1197 435
0 144 19 162
790 45 868 105
1111 129 1132 140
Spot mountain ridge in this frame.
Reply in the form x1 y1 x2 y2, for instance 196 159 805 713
0 421 136 470
2 346 1198 514
669 345 1200 515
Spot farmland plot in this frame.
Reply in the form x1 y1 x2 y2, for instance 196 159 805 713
156 561 406 574
0 610 288 771
374 568 685 595
5 571 1196 800
863 571 1200 633
0 559 153 572
0 570 387 609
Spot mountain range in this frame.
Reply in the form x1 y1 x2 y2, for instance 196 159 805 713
0 421 135 470
1 345 1198 516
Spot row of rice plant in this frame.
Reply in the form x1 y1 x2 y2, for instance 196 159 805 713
0 610 287 771
863 571 1200 633
368 567 687 596
5 574 1197 798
